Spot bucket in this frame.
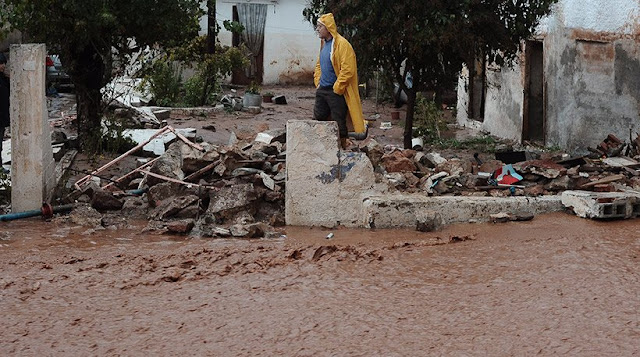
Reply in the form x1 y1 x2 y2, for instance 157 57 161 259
243 93 262 107
411 137 424 151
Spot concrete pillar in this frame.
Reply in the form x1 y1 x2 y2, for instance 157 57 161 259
285 120 378 227
10 44 54 212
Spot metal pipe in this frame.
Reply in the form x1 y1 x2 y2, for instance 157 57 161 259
0 203 75 222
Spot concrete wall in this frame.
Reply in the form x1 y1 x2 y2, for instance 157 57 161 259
203 0 318 85
457 0 640 154
285 120 381 228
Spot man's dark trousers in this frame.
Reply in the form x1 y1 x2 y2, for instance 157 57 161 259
313 86 348 138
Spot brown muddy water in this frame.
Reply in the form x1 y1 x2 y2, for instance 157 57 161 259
1 213 638 356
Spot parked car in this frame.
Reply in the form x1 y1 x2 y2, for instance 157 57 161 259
46 55 73 91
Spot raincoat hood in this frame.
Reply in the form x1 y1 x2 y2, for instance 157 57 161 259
318 13 339 39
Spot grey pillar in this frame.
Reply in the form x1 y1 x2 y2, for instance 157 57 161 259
10 44 54 212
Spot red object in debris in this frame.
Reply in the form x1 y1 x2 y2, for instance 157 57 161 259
46 56 54 67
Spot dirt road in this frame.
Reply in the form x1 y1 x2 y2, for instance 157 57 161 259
1 212 638 355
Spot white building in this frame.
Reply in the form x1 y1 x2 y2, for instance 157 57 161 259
201 0 318 85
457 0 640 153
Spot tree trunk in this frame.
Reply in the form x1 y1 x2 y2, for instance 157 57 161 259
76 86 104 152
207 0 217 54
70 45 106 152
403 89 417 149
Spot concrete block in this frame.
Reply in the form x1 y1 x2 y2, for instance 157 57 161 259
362 194 564 228
561 190 640 220
10 44 55 212
285 120 379 227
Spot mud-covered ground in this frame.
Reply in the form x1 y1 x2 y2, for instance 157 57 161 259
1 213 638 355
1 86 637 355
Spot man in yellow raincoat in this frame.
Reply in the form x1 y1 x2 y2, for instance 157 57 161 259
313 13 366 149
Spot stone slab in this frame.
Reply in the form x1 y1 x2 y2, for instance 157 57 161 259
123 128 197 156
362 194 565 228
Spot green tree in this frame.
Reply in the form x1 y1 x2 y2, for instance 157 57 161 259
304 0 558 148
2 0 202 151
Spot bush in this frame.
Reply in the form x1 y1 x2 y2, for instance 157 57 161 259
183 73 220 107
413 93 446 142
140 37 249 107
143 59 183 107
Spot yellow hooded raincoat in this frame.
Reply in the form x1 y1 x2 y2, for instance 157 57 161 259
314 13 366 139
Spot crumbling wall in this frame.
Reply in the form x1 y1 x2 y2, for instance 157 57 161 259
458 0 640 153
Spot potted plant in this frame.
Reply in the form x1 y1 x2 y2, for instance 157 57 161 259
262 91 274 103
243 82 262 107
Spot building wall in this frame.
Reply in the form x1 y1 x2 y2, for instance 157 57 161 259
458 0 640 153
204 0 318 85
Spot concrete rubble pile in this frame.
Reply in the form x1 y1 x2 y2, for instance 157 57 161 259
363 136 640 195
360 133 640 221
64 128 287 238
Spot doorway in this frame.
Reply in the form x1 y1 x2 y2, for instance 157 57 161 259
523 40 545 143
231 4 266 85
468 55 486 121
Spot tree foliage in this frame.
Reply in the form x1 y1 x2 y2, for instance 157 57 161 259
142 36 249 107
304 0 558 148
1 0 203 151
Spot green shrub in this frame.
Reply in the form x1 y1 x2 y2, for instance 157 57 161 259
413 93 446 142
140 37 249 107
142 59 183 107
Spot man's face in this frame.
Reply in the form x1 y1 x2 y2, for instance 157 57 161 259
316 22 330 40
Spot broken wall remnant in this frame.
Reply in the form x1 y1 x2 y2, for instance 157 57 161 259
10 44 55 212
561 190 640 219
285 120 381 227
362 194 564 228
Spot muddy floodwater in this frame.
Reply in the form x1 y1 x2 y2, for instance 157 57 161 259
1 213 638 356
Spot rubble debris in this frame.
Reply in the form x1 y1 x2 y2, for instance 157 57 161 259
513 160 566 179
273 95 287 105
91 189 124 211
580 174 625 189
382 150 416 173
494 150 529 164
591 134 624 158
74 125 202 190
562 190 640 220
165 219 195 234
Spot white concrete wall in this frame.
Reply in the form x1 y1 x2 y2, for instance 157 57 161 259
482 57 525 143
457 0 640 153
204 0 318 85
559 0 639 33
